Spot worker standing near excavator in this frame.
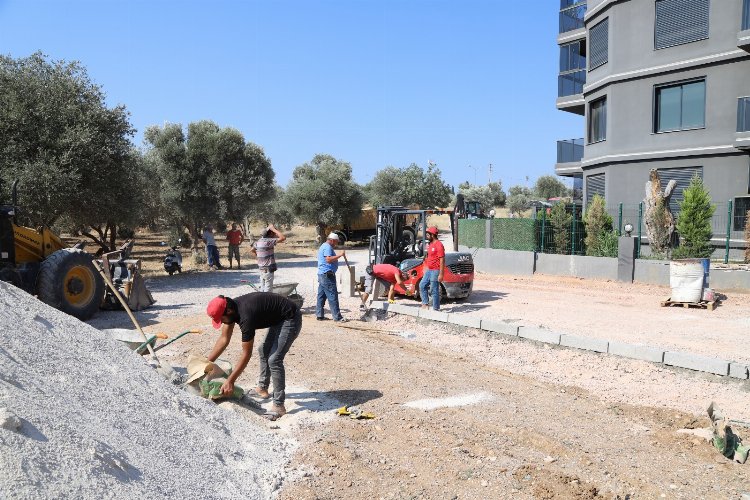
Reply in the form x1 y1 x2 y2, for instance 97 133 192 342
420 226 444 311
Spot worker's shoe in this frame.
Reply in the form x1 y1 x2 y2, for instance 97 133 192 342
334 318 349 323
254 386 270 399
271 404 286 417
359 304 367 312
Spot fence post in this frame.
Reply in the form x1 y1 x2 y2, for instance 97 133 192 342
725 199 733 264
540 209 547 253
571 204 577 255
637 202 643 259
618 203 623 236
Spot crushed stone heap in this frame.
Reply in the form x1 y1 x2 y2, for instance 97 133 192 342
0 281 288 499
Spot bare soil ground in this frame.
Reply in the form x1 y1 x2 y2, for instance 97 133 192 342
89 229 750 498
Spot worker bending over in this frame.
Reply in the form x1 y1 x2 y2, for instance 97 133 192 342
360 263 408 310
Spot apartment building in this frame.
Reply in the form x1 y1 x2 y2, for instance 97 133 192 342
555 0 750 239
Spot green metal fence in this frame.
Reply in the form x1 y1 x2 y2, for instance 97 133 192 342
459 200 746 263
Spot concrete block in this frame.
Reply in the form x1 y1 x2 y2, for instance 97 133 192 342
339 265 357 297
517 326 560 345
560 334 608 353
460 246 535 276
607 341 665 363
480 319 518 336
634 259 670 286
447 313 481 329
663 351 729 376
729 363 749 380
389 303 418 317
369 301 387 311
418 309 449 323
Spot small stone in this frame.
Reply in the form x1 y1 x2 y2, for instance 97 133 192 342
544 456 557 464
480 480 489 487
0 408 21 431
669 484 677 489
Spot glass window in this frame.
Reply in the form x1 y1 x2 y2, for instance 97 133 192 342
655 80 705 132
559 1 587 34
739 97 750 133
744 0 750 30
588 97 607 143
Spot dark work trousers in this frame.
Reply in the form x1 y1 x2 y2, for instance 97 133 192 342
257 309 302 407
316 272 343 320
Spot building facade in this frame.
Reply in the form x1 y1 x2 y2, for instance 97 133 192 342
555 0 750 241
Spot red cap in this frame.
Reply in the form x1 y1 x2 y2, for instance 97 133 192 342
206 296 227 329
426 226 439 236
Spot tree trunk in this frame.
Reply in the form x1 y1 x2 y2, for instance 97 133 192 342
316 222 326 244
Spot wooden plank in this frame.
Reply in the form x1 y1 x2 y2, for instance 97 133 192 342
660 297 718 311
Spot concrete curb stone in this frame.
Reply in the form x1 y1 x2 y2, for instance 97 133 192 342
560 334 608 353
480 319 518 337
729 363 749 379
663 351 729 376
517 326 561 345
607 341 665 363
418 309 449 323
447 313 482 329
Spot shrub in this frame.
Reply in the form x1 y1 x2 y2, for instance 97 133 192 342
549 203 572 254
583 195 613 256
674 175 715 259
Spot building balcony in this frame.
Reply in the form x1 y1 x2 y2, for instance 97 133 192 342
737 97 750 150
555 138 584 176
557 70 585 115
559 0 587 34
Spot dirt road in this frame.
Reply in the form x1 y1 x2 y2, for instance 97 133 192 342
152 310 749 499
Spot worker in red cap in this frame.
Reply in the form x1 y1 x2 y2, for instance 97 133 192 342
419 226 445 310
205 292 301 420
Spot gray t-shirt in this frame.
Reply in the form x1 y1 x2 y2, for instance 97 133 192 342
252 238 278 271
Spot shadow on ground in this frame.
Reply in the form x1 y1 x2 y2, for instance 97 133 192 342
289 389 383 412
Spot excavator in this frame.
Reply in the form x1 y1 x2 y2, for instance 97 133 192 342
0 180 153 320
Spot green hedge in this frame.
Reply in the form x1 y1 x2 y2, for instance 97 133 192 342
491 218 536 251
457 218 537 251
457 219 486 248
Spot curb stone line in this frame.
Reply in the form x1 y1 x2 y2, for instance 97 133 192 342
381 306 747 379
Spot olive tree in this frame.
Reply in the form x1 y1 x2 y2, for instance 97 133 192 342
0 52 145 252
284 154 364 242
366 163 452 208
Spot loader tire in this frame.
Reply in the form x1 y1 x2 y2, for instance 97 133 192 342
37 248 105 321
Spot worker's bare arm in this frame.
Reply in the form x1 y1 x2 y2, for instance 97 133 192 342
269 224 286 243
221 339 253 396
207 323 234 362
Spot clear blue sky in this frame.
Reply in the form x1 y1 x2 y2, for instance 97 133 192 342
0 0 581 191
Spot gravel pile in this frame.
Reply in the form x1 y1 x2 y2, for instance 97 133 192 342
0 281 290 499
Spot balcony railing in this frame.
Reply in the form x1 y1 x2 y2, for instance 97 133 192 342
739 97 750 132
558 70 586 97
560 0 587 34
744 0 750 30
557 138 584 163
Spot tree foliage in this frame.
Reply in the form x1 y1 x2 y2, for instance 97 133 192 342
246 184 295 230
534 175 570 200
507 185 532 217
583 195 614 256
0 52 144 251
456 184 494 213
549 202 572 254
488 181 506 207
144 120 275 247
284 154 364 241
366 163 452 208
673 175 715 259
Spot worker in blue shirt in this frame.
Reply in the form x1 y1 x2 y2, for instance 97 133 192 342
316 232 347 322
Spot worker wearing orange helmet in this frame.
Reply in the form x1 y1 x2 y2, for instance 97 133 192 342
420 226 445 310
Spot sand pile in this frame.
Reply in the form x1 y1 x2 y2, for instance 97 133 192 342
0 281 289 499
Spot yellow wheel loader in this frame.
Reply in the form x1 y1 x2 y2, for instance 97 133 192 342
0 180 104 320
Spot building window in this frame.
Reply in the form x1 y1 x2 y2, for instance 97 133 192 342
558 41 587 97
572 174 583 202
585 173 605 207
588 97 607 143
655 0 710 50
734 197 750 231
739 97 750 132
655 79 705 133
744 0 750 30
588 18 609 70
657 166 703 214
559 0 587 34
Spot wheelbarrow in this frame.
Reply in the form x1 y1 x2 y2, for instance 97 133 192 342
241 280 305 309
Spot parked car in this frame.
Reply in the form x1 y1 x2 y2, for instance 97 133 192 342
394 252 474 300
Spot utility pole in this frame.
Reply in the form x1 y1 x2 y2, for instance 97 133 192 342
488 163 493 185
